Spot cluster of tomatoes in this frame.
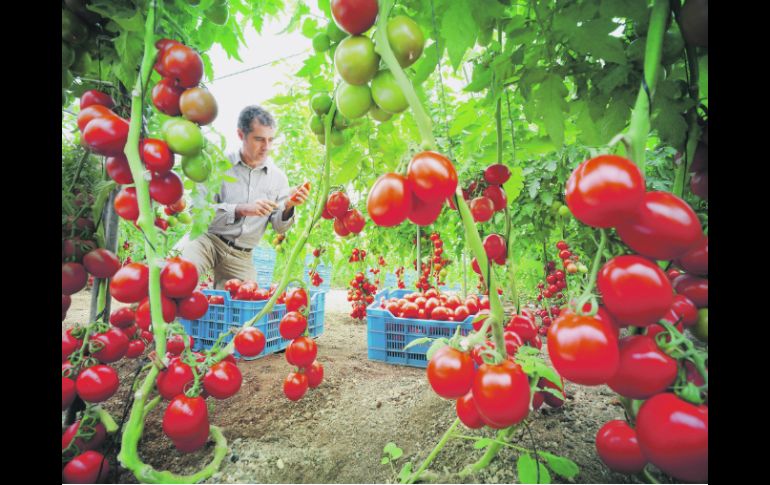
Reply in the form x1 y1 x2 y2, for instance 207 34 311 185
378 288 483 322
322 190 366 237
414 232 451 291
394 266 406 289
308 92 355 146
452 163 511 222
328 0 424 124
348 272 378 320
308 248 326 287
546 154 708 482
272 288 324 401
222 278 276 301
368 151 458 227
425 308 566 432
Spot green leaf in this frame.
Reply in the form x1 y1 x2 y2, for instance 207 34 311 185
474 437 493 449
517 454 552 484
390 447 403 460
411 42 440 86
503 167 524 202
268 94 299 106
425 339 448 360
280 1 311 34
398 462 413 483
88 1 145 31
538 452 579 479
381 457 390 465
441 0 477 70
301 18 320 38
465 64 493 92
449 100 479 136
296 53 324 79
534 75 568 147
596 65 631 94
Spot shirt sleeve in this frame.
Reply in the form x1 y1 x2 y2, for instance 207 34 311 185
270 172 295 234
199 180 239 229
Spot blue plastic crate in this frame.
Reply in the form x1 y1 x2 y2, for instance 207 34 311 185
366 289 475 368
180 288 326 360
252 246 277 289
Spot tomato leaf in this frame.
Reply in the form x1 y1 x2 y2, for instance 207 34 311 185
301 18 320 38
381 457 390 465
441 0 477 70
517 453 552 484
398 462 413 483
473 437 493 449
537 452 579 479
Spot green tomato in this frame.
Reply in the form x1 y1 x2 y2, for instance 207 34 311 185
326 21 348 43
661 30 685 65
370 70 408 114
558 205 570 217
577 263 588 274
62 9 89 45
386 15 425 68
182 154 211 182
177 212 193 224
205 1 229 25
330 129 345 147
333 112 350 130
369 103 393 122
316 133 326 145
167 215 179 227
691 308 708 343
334 36 379 86
439 269 448 279
335 82 372 119
551 201 563 212
311 93 333 116
309 115 325 135
164 119 204 156
63 42 75 69
313 33 331 52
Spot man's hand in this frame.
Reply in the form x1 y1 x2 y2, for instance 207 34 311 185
286 181 311 209
235 200 278 217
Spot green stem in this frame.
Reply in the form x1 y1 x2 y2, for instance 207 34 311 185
577 229 607 305
96 278 108 321
495 22 503 166
406 418 460 484
68 150 91 194
94 406 119 433
373 0 435 150
641 466 661 484
626 0 669 172
504 209 519 313
458 427 514 477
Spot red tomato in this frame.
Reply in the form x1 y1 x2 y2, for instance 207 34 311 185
62 262 88 295
135 294 177 330
400 301 419 318
426 346 475 399
224 279 242 297
149 171 184 205
177 290 209 320
506 314 537 341
62 377 76 410
91 327 129 363
280 311 308 340
484 164 511 185
114 186 140 221
234 327 266 357
156 358 194 400
464 298 479 314
430 306 451 321
82 248 121 278
285 288 309 312
538 377 565 408
469 197 495 222
76 104 114 132
635 393 708 483
331 0 378 34
126 339 146 358
160 257 199 298
471 359 531 428
105 154 134 184
306 360 324 388
671 294 699 327
154 38 183 76
286 336 318 367
62 451 110 484
110 262 149 303
62 421 107 452
76 365 120 402
367 172 413 226
203 361 243 399
483 234 507 262
606 335 677 399
284 372 309 401
677 236 708 276
482 185 507 212
162 395 209 441
62 329 82 362
342 208 366 233
83 114 129 156
166 334 194 356
171 426 209 453
334 217 351 237
141 138 175 174
161 44 204 88
326 191 351 218
616 191 704 261
407 151 458 202
152 77 184 116
547 312 620 386
408 196 444 226
565 155 646 228
453 305 470 322
456 391 484 429
503 330 523 356
597 255 673 327
690 169 707 200
672 274 708 308
595 420 647 474
80 90 115 110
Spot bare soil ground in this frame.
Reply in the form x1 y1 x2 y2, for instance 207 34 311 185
63 288 672 484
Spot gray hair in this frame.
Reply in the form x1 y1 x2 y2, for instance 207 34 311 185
237 105 276 134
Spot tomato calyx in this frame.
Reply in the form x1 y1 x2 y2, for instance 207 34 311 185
651 320 709 405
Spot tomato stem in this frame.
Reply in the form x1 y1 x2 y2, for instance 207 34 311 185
576 229 607 310
458 426 515 477
641 466 661 484
373 0 436 151
405 418 460 484
94 406 119 433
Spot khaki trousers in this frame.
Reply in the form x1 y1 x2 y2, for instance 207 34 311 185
176 233 257 290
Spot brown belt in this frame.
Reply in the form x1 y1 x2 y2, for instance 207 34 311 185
215 234 252 252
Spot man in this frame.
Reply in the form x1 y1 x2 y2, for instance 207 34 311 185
176 105 309 289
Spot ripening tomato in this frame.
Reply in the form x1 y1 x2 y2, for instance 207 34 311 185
484 164 511 185
306 360 324 388
677 236 708 276
62 451 110 484
469 197 495 222
234 327 266 357
407 151 458 202
77 104 114 132
80 89 115 110
110 262 149 303
152 77 185 116
203 361 242 399
141 138 174 174
597 255 673 327
286 336 318 367
426 346 475 399
635 393 708 483
156 358 194 400
177 290 209 320
547 312 620 386
160 257 199 298
565 155 646 228
472 359 531 428
482 185 507 212
280 311 308 340
105 154 134 184
595 420 647 474
135 294 178 330
62 262 88 295
114 186 140 221
161 44 204 88
91 327 129 363
606 335 677 399
343 208 366 233
284 372 309 401
331 0 378 35
672 274 708 308
456 391 484 429
326 191 351 218
150 171 184 205
162 395 209 441
76 364 120 402
335 36 379 86
82 248 121 279
285 288 309 312
615 191 704 261
386 15 424 68
180 87 218 125
408 196 444 226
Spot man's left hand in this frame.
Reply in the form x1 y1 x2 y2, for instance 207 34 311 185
286 182 311 208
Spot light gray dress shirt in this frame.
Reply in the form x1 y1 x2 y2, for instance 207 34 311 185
203 151 295 249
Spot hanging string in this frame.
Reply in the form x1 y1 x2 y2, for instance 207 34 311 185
428 0 455 161
209 51 309 82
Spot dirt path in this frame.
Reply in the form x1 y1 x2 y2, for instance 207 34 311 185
63 289 670 484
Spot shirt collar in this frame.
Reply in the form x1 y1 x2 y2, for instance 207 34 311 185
231 151 270 173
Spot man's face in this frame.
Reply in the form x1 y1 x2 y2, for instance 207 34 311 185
238 121 275 167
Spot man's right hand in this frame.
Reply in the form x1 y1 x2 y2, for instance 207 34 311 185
235 200 278 217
